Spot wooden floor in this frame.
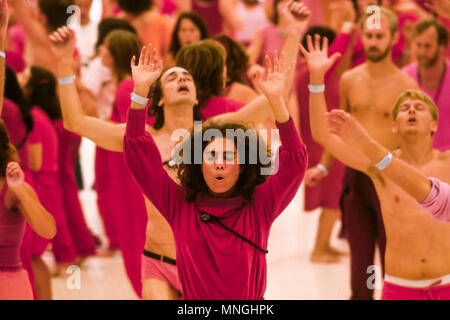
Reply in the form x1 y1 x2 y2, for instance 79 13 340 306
47 138 382 300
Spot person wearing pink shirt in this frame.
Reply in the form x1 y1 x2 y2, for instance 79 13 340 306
402 18 450 150
25 67 78 300
123 44 307 300
3 66 38 299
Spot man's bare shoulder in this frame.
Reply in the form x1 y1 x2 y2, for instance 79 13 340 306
394 68 420 90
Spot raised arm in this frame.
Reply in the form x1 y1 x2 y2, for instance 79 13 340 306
7 0 48 45
425 0 450 18
7 162 56 239
124 44 182 223
325 109 433 202
251 53 308 222
0 0 8 115
209 1 311 127
49 27 125 152
301 35 372 173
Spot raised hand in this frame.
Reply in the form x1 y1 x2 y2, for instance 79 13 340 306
304 167 327 187
325 110 371 149
49 27 77 60
6 162 25 194
131 43 163 97
280 0 311 32
0 0 9 35
254 50 292 100
425 0 450 18
299 35 342 79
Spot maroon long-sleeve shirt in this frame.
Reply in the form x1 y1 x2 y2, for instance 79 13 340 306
124 108 307 299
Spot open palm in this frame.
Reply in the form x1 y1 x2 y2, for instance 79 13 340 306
131 44 163 94
255 51 290 99
299 35 341 76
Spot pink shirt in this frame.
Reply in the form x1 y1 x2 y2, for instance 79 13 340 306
0 182 25 270
402 61 450 150
1 99 31 172
201 96 244 120
28 107 59 173
124 108 308 299
419 178 450 223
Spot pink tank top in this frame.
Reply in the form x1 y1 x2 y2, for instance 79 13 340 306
192 0 223 36
0 182 25 270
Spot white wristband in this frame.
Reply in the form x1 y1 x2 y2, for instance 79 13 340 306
375 152 393 171
317 164 328 175
130 92 149 106
0 51 5 59
58 75 76 85
308 84 325 93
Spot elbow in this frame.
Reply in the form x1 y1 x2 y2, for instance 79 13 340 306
39 223 57 240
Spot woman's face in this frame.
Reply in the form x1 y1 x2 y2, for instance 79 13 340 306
202 137 242 197
178 18 202 48
99 44 114 69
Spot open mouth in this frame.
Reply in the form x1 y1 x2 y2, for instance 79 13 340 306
215 176 224 181
408 117 417 124
178 85 189 92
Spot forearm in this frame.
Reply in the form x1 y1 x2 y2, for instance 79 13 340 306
269 95 290 124
309 73 330 144
282 27 303 100
361 138 432 202
318 151 335 169
16 184 56 239
57 57 86 131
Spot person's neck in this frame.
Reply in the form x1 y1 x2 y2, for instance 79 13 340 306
366 55 396 78
160 102 195 134
418 56 446 90
398 134 435 166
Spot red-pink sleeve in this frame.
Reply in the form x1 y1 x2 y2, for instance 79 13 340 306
328 32 352 74
255 118 308 224
124 108 184 224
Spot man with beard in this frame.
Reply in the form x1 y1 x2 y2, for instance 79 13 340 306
337 7 419 300
403 19 450 151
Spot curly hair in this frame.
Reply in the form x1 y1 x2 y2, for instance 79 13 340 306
213 34 250 86
169 12 210 58
176 121 272 202
0 120 18 177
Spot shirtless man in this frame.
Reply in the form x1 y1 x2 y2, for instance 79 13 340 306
313 7 419 299
48 1 309 299
303 34 450 300
7 0 73 75
326 109 450 224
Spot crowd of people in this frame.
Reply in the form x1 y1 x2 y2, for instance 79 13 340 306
0 0 449 300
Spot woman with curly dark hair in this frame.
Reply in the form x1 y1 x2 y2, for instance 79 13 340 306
123 44 308 299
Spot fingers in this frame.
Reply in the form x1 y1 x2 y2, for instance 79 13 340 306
139 45 146 66
273 50 279 73
314 34 321 51
130 55 136 68
322 36 329 53
330 52 342 65
298 43 309 57
265 54 273 75
306 34 314 52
